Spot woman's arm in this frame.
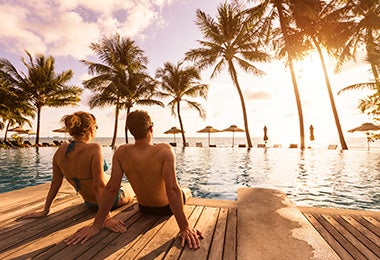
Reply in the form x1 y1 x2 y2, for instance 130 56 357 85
91 143 107 205
21 154 64 218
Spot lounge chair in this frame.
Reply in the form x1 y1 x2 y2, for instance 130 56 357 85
238 144 246 148
169 142 177 147
257 144 266 148
328 144 338 150
196 142 203 147
289 144 298 148
209 144 217 147
273 144 282 148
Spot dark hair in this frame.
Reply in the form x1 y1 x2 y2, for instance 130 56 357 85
61 111 96 137
127 110 152 139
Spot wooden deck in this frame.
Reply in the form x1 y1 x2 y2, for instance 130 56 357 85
0 181 378 259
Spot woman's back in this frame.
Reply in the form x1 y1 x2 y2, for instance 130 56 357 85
53 141 106 204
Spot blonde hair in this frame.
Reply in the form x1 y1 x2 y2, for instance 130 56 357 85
61 111 96 137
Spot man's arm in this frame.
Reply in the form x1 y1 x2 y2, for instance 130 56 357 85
162 146 203 249
65 148 126 245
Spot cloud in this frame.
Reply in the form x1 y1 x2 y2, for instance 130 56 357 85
0 0 173 59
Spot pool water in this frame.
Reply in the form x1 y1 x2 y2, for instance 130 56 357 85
1 146 379 211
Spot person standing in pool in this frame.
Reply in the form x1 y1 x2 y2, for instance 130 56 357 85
65 110 203 249
22 111 131 219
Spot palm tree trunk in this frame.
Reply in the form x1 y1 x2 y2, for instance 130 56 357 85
314 39 348 150
366 31 380 90
276 1 305 149
228 61 253 148
4 121 10 141
125 107 131 144
36 106 41 145
111 105 120 149
177 102 187 147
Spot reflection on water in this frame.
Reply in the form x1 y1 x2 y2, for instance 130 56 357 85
1 146 379 211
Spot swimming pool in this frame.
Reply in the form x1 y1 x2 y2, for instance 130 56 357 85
1 145 379 211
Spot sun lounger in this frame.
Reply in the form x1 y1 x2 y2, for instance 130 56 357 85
196 142 203 147
289 143 298 148
169 142 177 147
257 144 266 148
328 144 338 150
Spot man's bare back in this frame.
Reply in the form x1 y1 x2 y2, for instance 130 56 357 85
113 142 174 207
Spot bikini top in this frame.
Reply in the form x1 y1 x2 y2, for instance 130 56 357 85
65 140 109 193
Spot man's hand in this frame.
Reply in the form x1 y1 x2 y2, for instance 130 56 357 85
65 225 100 245
20 210 48 219
179 227 204 249
104 218 127 233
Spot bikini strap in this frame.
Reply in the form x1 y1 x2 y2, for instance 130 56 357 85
66 140 76 155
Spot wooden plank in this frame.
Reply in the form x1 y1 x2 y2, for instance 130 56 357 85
303 213 354 260
208 207 228 260
323 214 379 259
78 207 142 259
1 203 134 260
0 195 83 237
223 208 237 260
133 205 196 260
339 216 380 258
355 216 380 236
53 205 142 260
0 211 92 259
163 206 205 259
316 214 365 259
180 207 219 260
0 203 93 255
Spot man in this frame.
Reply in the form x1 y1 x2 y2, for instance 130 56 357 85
65 110 203 249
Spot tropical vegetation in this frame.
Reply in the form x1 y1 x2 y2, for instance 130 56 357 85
156 61 208 147
81 34 164 148
0 51 81 145
0 0 378 148
186 2 270 148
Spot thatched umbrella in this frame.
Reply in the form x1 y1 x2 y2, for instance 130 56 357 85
164 126 183 142
309 125 315 141
53 126 69 140
222 125 244 147
197 126 220 147
348 122 380 150
263 125 269 144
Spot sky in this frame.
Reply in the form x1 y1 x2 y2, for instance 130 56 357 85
0 0 375 147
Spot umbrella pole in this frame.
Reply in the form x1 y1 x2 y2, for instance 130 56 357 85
208 133 210 146
232 132 235 147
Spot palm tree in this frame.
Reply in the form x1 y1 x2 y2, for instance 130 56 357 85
0 79 35 141
245 0 306 149
331 0 380 124
287 0 349 149
82 34 164 148
327 0 380 87
186 2 270 148
0 51 81 145
156 61 208 147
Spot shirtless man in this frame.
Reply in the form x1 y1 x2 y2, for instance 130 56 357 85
65 110 203 249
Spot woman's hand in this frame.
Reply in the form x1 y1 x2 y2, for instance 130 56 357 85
20 209 48 219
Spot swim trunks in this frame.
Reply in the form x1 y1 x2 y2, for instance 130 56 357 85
138 190 186 216
84 188 125 210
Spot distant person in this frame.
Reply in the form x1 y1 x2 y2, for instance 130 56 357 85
65 110 203 249
22 111 131 219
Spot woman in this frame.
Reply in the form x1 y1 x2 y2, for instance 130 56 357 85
22 111 130 218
